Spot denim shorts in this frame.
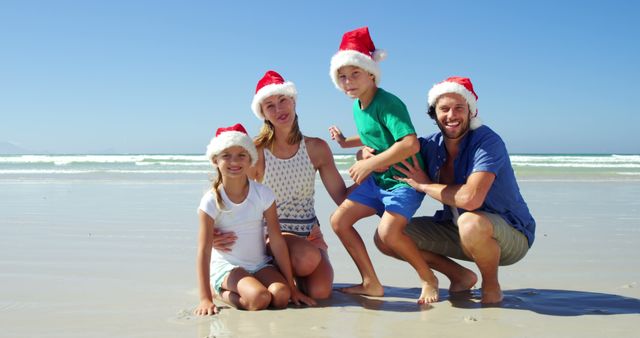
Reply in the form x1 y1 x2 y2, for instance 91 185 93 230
347 175 425 221
210 258 273 294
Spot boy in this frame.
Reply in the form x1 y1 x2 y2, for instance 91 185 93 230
328 27 439 303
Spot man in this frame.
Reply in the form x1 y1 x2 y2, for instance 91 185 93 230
375 76 535 303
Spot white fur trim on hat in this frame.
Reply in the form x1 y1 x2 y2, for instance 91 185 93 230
251 82 297 120
428 82 482 130
206 131 258 167
330 50 381 90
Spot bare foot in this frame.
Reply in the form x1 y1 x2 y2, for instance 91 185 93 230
417 278 439 304
337 283 384 297
481 282 503 304
449 269 478 293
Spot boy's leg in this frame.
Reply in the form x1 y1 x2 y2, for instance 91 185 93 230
330 199 381 296
253 265 291 309
377 211 439 303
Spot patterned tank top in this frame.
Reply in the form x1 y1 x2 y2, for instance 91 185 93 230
263 140 317 237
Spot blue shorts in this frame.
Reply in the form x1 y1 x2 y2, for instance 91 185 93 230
347 175 425 221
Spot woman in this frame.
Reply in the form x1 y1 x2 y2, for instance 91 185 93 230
213 70 352 301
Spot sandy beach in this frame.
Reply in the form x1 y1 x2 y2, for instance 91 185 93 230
1 174 639 337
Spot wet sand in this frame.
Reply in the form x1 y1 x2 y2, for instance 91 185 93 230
1 177 639 337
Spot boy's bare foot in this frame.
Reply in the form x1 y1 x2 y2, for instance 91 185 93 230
337 283 384 297
480 282 503 304
417 278 439 304
449 269 478 293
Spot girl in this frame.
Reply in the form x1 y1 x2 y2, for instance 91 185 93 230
194 123 312 315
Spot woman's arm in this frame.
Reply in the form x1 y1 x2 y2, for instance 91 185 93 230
194 210 218 315
306 137 354 205
264 203 316 306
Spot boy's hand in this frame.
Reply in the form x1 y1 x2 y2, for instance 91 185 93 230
349 159 374 184
359 146 388 173
194 299 219 316
328 125 347 147
212 230 237 252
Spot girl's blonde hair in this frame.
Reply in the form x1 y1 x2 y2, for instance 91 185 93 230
211 166 226 211
254 114 303 149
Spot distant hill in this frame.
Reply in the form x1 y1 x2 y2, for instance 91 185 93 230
0 141 29 154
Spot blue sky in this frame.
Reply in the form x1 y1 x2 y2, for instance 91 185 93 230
1 0 639 154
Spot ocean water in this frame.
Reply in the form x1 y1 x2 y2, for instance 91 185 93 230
0 153 639 181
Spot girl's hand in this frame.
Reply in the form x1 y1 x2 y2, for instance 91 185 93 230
328 125 347 147
212 230 237 252
194 299 218 316
290 286 317 307
393 154 431 191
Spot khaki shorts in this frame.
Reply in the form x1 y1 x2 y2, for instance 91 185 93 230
405 211 529 266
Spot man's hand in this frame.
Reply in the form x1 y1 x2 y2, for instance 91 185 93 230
393 154 431 191
212 229 237 252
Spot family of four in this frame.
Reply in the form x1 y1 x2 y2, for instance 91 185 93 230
194 27 536 315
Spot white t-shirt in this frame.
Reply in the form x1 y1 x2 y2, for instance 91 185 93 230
198 180 276 271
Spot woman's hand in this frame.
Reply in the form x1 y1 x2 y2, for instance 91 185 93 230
194 299 218 316
212 230 237 252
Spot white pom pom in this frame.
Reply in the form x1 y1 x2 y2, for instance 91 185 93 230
372 49 387 62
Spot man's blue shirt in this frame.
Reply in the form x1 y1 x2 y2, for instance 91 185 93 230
419 125 536 247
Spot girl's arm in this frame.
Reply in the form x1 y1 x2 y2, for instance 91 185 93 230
329 125 363 148
264 203 316 306
194 210 219 315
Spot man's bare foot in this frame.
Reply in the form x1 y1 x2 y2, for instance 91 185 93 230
337 283 384 297
417 278 439 304
481 282 503 304
449 269 478 293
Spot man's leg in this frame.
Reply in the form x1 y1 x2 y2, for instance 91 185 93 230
330 199 381 296
457 212 502 303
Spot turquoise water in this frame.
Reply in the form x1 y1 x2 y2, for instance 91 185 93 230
1 153 639 181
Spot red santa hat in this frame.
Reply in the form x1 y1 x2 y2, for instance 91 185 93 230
206 123 258 166
251 70 297 120
329 26 386 90
428 76 482 130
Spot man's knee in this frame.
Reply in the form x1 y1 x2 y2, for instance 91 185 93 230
458 212 493 243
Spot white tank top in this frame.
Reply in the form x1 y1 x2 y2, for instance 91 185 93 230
263 140 317 236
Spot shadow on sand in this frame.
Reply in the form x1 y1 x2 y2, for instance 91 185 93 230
328 283 640 316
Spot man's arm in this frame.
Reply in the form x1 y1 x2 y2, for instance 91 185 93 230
394 155 495 211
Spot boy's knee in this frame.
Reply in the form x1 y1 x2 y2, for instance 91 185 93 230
268 284 291 309
373 231 394 256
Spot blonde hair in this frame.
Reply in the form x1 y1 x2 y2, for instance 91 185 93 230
211 166 226 211
254 114 303 149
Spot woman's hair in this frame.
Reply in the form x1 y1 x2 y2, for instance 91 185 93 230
254 114 303 149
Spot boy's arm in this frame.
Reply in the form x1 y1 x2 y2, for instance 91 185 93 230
348 134 419 184
264 203 317 306
194 210 218 315
329 125 363 148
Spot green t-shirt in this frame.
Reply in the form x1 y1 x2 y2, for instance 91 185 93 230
353 88 425 190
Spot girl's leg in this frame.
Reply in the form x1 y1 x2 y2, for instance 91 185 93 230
253 266 291 309
220 268 272 311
